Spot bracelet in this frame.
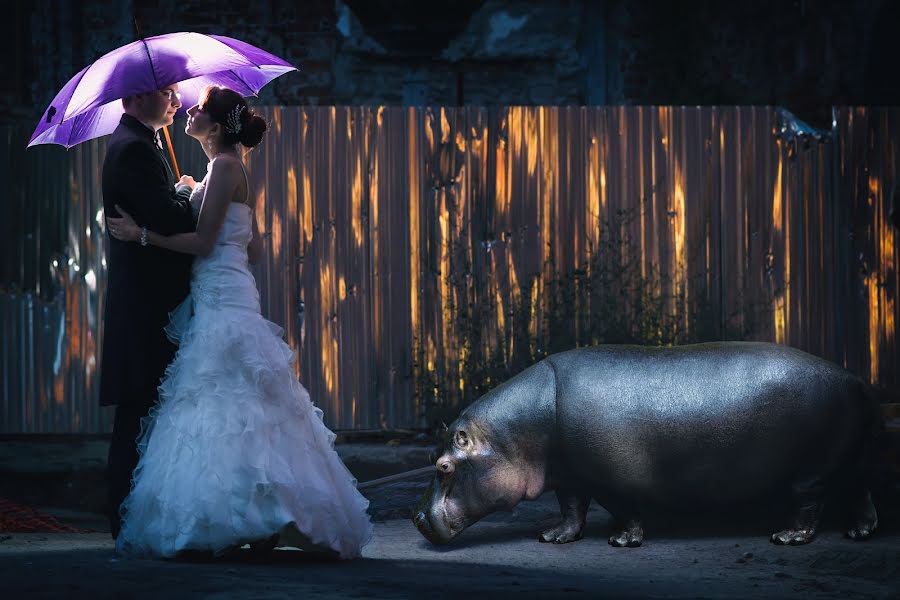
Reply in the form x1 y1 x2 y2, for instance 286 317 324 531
140 227 148 246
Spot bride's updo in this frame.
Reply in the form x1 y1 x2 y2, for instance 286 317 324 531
199 85 268 148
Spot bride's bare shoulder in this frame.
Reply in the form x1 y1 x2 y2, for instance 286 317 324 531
208 154 244 181
211 153 243 169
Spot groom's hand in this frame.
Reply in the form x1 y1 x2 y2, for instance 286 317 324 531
176 175 196 192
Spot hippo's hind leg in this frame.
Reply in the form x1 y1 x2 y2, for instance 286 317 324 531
539 488 590 544
770 478 825 546
846 488 878 541
607 517 644 548
599 497 643 547
844 431 879 540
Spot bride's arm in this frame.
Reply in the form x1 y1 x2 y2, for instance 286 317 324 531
247 210 263 265
108 158 240 257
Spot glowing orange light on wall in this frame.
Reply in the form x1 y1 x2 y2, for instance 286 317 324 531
319 263 335 395
351 155 364 247
286 166 297 223
301 170 313 245
408 108 421 405
672 158 687 323
772 148 786 344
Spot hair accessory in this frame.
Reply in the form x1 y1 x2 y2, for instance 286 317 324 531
225 105 245 135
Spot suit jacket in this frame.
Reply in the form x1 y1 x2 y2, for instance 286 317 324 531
99 114 195 407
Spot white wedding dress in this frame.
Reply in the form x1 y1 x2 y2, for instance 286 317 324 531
116 158 373 559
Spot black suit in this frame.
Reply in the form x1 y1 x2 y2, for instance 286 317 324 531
100 114 195 538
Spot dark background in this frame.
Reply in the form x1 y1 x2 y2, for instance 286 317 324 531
3 0 899 130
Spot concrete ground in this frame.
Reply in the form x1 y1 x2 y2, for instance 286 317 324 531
2 480 899 599
1 436 898 598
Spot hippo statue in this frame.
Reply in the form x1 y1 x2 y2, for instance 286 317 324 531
414 342 880 547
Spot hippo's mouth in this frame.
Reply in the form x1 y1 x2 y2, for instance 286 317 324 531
414 508 462 544
413 491 464 543
413 511 459 544
414 482 465 544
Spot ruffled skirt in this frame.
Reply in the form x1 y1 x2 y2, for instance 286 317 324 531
115 300 373 559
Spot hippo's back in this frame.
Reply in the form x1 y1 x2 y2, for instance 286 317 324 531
550 342 872 505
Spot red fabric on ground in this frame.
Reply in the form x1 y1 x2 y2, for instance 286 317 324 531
0 497 95 533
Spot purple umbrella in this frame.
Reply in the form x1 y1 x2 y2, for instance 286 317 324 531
28 32 298 149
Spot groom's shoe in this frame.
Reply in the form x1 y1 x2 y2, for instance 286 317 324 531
109 516 120 541
303 547 341 561
174 549 217 562
248 534 279 555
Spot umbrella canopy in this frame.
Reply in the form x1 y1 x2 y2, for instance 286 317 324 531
28 32 297 148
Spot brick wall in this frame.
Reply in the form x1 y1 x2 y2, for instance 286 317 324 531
606 0 887 126
133 0 340 105
6 0 898 127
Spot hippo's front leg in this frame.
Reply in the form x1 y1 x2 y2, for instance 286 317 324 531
539 488 590 544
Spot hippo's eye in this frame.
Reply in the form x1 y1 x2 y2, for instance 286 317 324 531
436 457 455 476
454 430 469 450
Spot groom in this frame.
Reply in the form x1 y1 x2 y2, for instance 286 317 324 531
100 83 196 539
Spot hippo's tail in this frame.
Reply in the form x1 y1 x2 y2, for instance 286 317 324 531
863 382 891 440
860 382 894 491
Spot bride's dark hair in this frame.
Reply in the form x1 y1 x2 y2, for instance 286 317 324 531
199 85 268 148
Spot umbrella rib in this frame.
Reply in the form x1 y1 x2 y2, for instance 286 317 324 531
212 36 264 69
58 64 92 121
228 70 259 97
66 112 80 149
139 38 160 90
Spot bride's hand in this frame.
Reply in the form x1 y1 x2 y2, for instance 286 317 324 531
178 175 196 190
106 205 142 242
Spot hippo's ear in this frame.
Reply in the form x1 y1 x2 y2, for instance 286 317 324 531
454 429 470 450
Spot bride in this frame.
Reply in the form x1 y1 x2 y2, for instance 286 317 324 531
106 85 372 559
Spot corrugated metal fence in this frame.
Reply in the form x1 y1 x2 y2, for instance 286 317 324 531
2 107 898 433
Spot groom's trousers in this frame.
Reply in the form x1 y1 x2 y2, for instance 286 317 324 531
106 396 155 540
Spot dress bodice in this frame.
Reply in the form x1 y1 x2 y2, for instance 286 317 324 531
187 158 258 313
189 168 253 251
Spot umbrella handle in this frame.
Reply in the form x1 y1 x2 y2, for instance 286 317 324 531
161 126 181 181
